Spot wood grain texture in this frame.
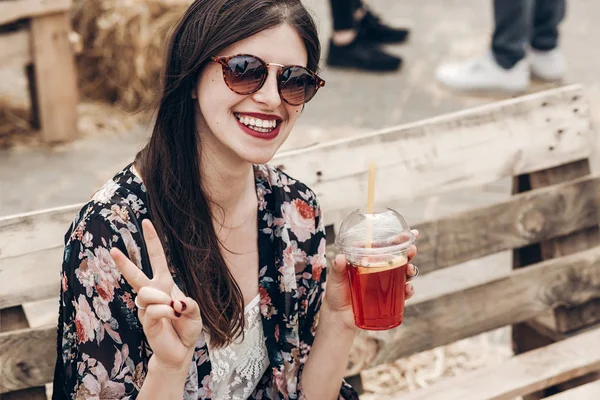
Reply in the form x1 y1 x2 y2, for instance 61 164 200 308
0 203 80 259
272 85 593 227
380 327 600 400
7 246 600 390
513 160 600 334
0 0 72 25
0 306 49 398
544 380 600 400
0 28 30 68
4 175 600 309
0 325 57 393
351 245 600 371
29 11 79 142
410 174 600 275
0 247 62 309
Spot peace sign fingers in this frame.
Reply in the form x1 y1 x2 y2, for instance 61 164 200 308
111 247 150 293
141 219 173 285
111 219 174 294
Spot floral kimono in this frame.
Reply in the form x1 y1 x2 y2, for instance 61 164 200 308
52 163 358 399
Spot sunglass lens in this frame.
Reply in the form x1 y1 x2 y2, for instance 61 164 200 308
279 67 318 106
224 55 266 95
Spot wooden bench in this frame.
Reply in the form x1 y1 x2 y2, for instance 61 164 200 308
0 0 79 143
2 84 600 399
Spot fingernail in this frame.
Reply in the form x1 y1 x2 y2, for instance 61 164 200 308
175 311 182 318
180 301 187 311
170 300 174 308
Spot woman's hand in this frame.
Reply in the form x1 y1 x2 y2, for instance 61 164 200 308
110 219 203 371
325 229 420 331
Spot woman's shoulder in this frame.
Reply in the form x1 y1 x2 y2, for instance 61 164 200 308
257 163 320 209
67 164 149 243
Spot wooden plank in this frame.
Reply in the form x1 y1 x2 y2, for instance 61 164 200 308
4 175 600 309
0 306 49 398
381 328 600 400
0 203 80 259
0 325 57 393
0 0 72 25
0 28 30 67
0 248 62 309
7 260 600 394
410 174 600 275
272 85 593 227
512 160 600 399
2 387 48 400
350 245 600 371
29 11 79 142
513 160 600 334
0 234 600 390
4 239 600 390
545 380 600 400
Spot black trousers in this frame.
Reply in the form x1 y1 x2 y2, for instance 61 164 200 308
330 0 363 31
492 0 566 68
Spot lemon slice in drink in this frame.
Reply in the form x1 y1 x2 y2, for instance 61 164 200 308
357 254 408 274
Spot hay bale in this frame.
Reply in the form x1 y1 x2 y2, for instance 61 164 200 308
0 98 143 149
358 332 512 398
72 0 192 111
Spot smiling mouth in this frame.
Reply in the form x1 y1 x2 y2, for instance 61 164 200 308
234 113 280 133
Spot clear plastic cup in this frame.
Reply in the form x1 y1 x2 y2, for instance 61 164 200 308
335 208 415 330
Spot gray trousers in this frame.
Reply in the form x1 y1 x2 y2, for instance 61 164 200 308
492 0 566 69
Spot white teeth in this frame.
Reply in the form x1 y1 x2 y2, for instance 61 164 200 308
235 114 278 132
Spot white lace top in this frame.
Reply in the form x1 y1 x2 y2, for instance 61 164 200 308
207 294 270 399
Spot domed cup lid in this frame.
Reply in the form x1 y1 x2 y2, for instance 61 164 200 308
335 208 414 260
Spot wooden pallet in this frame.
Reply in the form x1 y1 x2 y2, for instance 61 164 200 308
2 85 600 398
0 0 79 143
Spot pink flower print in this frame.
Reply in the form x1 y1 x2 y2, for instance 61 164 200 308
78 361 126 399
93 297 112 322
281 199 315 242
273 367 289 399
120 292 135 310
278 263 297 293
282 241 308 274
120 228 142 268
198 374 213 397
62 272 68 293
309 238 327 281
74 295 99 344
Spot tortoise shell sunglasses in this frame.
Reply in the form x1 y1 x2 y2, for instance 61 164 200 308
210 54 325 106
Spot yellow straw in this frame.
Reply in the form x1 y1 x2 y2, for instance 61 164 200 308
366 162 376 248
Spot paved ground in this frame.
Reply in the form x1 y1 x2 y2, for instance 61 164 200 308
2 0 600 344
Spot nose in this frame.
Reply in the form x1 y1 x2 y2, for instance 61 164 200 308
251 65 282 109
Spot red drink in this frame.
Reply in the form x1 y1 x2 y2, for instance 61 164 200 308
336 208 415 331
346 255 408 330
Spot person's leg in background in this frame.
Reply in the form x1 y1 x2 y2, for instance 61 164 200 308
435 0 531 92
491 0 530 69
529 0 566 81
327 0 409 72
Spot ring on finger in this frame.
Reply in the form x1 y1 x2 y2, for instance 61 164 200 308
409 264 419 280
134 296 146 310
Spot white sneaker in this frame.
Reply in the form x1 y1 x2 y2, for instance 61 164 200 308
529 48 566 81
435 52 529 92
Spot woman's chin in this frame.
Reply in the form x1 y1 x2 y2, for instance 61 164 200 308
230 144 278 165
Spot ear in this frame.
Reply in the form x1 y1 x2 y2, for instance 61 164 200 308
191 85 197 100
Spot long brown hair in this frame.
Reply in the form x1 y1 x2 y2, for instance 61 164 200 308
135 0 321 347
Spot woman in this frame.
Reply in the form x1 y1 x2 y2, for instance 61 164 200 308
53 0 419 398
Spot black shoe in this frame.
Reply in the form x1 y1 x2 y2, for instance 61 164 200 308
326 39 402 72
358 10 410 44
